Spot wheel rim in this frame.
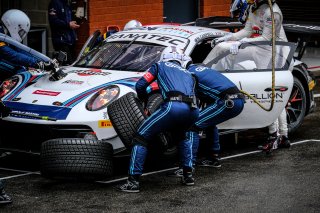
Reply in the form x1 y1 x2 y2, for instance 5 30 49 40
286 81 306 129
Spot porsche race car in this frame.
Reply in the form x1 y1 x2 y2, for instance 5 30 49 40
0 20 316 179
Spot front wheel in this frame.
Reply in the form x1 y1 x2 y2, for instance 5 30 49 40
287 76 307 133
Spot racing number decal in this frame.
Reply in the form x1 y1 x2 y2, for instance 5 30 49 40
98 120 113 128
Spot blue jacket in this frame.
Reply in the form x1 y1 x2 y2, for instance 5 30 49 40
0 25 39 78
136 61 196 101
188 64 239 102
48 0 76 46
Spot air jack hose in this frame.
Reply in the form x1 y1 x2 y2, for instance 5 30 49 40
240 0 276 111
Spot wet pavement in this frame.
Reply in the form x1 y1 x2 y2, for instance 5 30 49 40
0 75 320 212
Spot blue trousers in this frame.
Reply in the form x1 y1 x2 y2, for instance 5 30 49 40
181 98 244 166
129 101 199 175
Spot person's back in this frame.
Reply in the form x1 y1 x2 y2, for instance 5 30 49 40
148 61 195 99
188 63 244 167
188 64 239 102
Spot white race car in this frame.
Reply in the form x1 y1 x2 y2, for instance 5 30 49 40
0 22 315 179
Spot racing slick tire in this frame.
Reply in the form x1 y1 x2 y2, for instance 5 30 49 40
40 138 113 180
287 76 307 133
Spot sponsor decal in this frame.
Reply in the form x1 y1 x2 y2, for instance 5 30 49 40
247 93 284 103
62 80 84 85
156 28 194 37
251 26 262 38
12 110 39 116
33 90 60 96
98 120 113 128
69 69 111 76
108 33 185 46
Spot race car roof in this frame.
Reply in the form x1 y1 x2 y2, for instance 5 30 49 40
121 24 226 39
107 24 227 49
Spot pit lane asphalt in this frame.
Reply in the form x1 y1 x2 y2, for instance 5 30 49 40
0 78 320 212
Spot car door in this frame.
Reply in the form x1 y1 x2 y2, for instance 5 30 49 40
200 41 297 129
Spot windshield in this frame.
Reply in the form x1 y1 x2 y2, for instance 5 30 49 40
75 42 165 72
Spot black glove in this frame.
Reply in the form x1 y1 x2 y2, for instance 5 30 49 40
36 61 56 72
0 102 11 118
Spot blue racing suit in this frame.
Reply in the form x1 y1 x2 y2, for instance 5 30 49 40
184 64 245 165
0 25 39 81
129 61 199 176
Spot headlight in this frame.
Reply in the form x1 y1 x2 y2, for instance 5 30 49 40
0 77 19 99
86 85 120 111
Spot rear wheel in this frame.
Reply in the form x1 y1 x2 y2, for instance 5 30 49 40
287 76 307 133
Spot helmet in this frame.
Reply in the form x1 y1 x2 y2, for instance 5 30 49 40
230 0 250 24
123 20 142 30
1 9 30 42
160 46 191 67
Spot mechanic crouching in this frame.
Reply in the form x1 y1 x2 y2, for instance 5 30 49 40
169 62 245 177
116 46 199 193
0 9 54 82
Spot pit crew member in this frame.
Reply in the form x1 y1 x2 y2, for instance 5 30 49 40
169 62 245 177
116 46 199 193
0 9 54 81
204 0 290 152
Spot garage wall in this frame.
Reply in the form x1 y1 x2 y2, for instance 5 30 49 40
278 0 320 23
88 0 163 34
201 0 231 17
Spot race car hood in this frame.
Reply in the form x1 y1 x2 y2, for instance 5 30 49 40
3 67 142 107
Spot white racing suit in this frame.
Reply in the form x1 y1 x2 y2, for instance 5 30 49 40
204 3 289 137
204 3 287 63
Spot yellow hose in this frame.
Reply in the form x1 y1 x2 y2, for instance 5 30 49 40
240 0 276 111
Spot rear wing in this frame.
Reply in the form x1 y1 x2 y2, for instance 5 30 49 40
183 16 244 32
283 21 320 60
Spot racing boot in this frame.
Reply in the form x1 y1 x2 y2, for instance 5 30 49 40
198 154 221 168
166 167 183 178
258 132 279 154
181 167 194 186
167 166 196 178
278 135 291 148
116 175 140 193
0 182 12 205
